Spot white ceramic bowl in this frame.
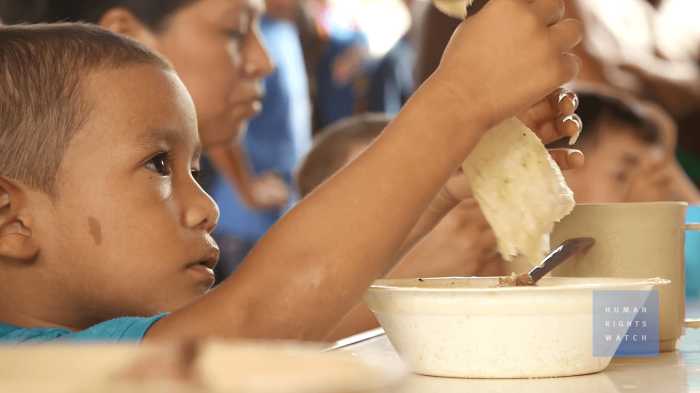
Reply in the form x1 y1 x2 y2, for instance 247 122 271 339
364 277 669 379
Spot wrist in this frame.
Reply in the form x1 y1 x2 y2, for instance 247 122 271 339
425 66 497 133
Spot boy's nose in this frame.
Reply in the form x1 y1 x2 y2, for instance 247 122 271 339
184 188 220 233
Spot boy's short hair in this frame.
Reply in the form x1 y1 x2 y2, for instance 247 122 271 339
547 89 660 150
295 114 391 197
0 23 171 197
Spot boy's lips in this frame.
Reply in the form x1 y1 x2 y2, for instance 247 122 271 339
186 247 219 270
185 247 219 286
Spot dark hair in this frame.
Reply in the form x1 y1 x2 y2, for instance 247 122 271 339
295 114 392 197
547 90 660 150
0 23 172 197
1 0 198 31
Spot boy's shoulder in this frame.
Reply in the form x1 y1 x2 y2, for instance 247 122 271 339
0 314 167 345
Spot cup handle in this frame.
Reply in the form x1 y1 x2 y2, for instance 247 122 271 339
686 319 700 329
687 223 700 326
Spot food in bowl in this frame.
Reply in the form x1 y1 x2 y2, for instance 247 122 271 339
498 272 535 287
364 277 669 379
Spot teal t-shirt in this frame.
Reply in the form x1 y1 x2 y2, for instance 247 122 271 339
0 314 167 345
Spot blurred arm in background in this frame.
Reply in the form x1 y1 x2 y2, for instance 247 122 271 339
208 145 290 211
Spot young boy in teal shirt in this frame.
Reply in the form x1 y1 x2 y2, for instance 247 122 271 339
0 0 584 344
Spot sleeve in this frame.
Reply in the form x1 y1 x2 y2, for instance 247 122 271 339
4 314 168 345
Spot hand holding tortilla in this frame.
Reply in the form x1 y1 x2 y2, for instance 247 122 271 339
440 89 582 203
463 118 576 263
432 0 584 264
437 88 582 264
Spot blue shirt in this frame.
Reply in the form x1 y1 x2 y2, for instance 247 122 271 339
0 314 166 345
367 35 416 116
314 12 371 128
210 15 312 241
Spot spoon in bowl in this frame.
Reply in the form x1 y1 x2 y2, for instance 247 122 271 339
499 238 595 286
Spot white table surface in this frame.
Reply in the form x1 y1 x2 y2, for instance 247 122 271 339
333 298 700 393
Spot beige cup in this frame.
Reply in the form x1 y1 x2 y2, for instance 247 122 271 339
551 202 700 352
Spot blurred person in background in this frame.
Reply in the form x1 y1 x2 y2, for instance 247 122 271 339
560 0 700 187
205 0 313 279
365 0 421 116
296 0 415 133
547 88 663 203
303 0 371 132
564 0 700 115
625 99 700 203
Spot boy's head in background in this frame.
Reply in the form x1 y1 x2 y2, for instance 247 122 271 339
547 89 662 203
0 24 219 330
625 100 688 203
295 113 391 197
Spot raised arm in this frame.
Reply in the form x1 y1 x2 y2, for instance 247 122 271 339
144 0 583 343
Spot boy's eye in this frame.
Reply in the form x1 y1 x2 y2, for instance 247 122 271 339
145 152 172 176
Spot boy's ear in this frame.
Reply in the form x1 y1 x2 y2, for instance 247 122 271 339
0 177 39 261
98 8 159 48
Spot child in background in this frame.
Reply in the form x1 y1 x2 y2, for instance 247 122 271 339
625 97 700 203
547 88 663 203
0 0 584 344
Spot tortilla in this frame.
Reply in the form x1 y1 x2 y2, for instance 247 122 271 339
433 0 473 19
462 118 575 264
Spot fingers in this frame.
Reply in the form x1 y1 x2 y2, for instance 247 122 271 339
559 52 583 84
548 148 584 170
550 18 584 52
520 94 557 129
517 89 581 144
529 0 565 26
552 88 578 116
523 88 577 125
528 112 581 145
549 18 584 84
556 113 582 141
